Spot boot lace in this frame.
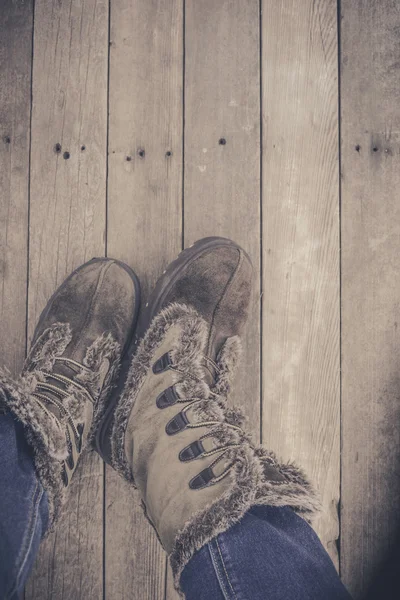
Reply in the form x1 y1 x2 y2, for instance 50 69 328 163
31 357 93 448
168 355 243 481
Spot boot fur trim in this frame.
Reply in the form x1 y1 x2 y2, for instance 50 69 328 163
24 322 73 373
76 332 121 443
0 323 121 529
212 335 242 399
170 450 320 595
0 325 72 526
253 447 322 520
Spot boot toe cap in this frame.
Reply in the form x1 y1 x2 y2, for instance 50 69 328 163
32 258 139 353
162 243 253 338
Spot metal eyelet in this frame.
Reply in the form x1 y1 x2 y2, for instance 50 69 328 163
76 423 84 453
61 464 69 487
66 436 75 469
179 440 205 462
152 352 172 374
156 385 179 409
165 411 189 435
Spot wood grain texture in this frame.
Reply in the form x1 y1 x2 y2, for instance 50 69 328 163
5 0 399 596
166 0 261 596
0 0 32 375
184 0 261 434
106 1 183 598
340 1 400 596
261 0 340 565
25 0 108 598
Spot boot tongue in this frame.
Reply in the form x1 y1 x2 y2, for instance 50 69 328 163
201 359 217 388
202 329 226 388
48 331 110 398
37 357 109 419
51 358 109 397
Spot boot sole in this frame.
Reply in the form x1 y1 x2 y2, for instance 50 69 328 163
96 236 251 465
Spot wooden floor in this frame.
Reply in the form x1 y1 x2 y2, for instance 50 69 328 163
1 0 400 598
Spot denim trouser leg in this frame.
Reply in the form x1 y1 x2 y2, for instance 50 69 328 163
0 413 49 600
180 505 353 600
1 410 352 600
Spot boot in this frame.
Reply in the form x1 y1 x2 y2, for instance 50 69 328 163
0 258 140 528
96 237 320 593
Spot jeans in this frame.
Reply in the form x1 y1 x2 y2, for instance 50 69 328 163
181 506 352 600
0 413 49 600
0 412 352 600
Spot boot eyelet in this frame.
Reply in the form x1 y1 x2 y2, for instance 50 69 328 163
156 385 179 409
152 352 172 374
61 464 69 487
189 466 215 490
66 452 75 470
179 440 205 462
76 423 84 453
165 411 189 435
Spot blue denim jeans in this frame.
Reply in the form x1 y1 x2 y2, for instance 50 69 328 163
0 413 49 600
181 506 352 599
0 412 352 600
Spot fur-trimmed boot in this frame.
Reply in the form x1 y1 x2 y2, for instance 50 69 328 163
95 237 320 593
0 258 140 528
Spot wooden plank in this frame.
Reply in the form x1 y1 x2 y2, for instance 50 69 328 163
166 0 261 596
0 0 32 375
184 0 261 435
25 0 108 598
340 1 400 596
261 0 340 566
106 1 183 598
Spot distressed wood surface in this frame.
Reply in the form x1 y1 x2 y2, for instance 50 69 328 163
261 0 340 565
3 0 399 597
25 0 108 598
0 0 32 375
340 1 400 597
184 0 261 434
106 1 183 598
166 0 261 596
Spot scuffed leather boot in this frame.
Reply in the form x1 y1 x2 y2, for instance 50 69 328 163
99 237 320 593
0 258 140 528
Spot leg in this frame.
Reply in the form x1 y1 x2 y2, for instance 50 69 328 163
100 238 344 596
0 413 48 599
181 506 352 600
0 258 139 598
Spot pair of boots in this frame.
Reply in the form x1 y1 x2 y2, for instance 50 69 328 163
0 237 319 592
